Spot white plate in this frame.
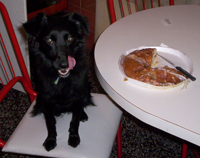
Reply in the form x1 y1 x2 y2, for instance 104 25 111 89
119 46 193 90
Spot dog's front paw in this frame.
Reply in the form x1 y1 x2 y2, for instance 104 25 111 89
68 134 80 148
43 137 57 151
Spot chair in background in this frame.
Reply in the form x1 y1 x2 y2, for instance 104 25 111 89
107 0 196 158
0 2 122 158
108 0 174 23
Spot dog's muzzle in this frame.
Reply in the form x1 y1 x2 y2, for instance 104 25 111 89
58 56 76 78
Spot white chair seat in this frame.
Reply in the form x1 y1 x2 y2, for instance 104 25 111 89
3 93 122 158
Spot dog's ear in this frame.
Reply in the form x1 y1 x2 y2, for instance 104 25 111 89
69 12 90 35
23 12 48 37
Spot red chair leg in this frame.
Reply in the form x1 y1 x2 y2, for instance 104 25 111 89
182 142 188 158
0 139 5 148
193 149 200 158
169 0 174 5
117 123 122 158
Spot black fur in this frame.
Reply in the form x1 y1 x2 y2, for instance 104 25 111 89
23 12 93 151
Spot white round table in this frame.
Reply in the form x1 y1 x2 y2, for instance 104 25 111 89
95 5 200 147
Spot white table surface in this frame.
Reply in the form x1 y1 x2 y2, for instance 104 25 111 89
95 5 200 146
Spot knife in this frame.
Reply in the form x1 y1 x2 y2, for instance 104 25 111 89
157 54 196 81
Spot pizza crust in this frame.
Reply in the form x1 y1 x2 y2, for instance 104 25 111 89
122 48 188 88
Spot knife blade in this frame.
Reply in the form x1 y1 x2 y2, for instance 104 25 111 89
157 54 196 81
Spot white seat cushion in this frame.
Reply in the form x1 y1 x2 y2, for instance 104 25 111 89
2 93 122 158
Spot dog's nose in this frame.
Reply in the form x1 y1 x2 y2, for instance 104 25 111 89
59 62 68 68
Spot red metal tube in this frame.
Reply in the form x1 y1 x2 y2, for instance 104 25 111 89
0 2 33 90
108 0 117 23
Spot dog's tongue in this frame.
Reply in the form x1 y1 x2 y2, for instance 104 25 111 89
68 56 76 70
57 56 76 78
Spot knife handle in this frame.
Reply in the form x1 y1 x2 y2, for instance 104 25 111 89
176 66 196 81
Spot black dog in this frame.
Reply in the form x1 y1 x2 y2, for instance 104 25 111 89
23 12 94 151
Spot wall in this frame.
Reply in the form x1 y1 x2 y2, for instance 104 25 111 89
67 0 96 50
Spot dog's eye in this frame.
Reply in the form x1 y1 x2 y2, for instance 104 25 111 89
67 37 74 43
46 38 54 44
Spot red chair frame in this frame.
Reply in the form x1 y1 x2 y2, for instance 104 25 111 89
0 2 37 148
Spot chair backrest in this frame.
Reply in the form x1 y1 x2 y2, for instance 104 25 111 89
108 0 174 23
0 2 37 148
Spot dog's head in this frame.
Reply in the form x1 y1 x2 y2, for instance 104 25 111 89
23 12 89 78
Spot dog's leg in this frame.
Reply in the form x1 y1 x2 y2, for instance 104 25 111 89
43 106 57 151
80 110 88 122
68 108 84 148
36 94 57 151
